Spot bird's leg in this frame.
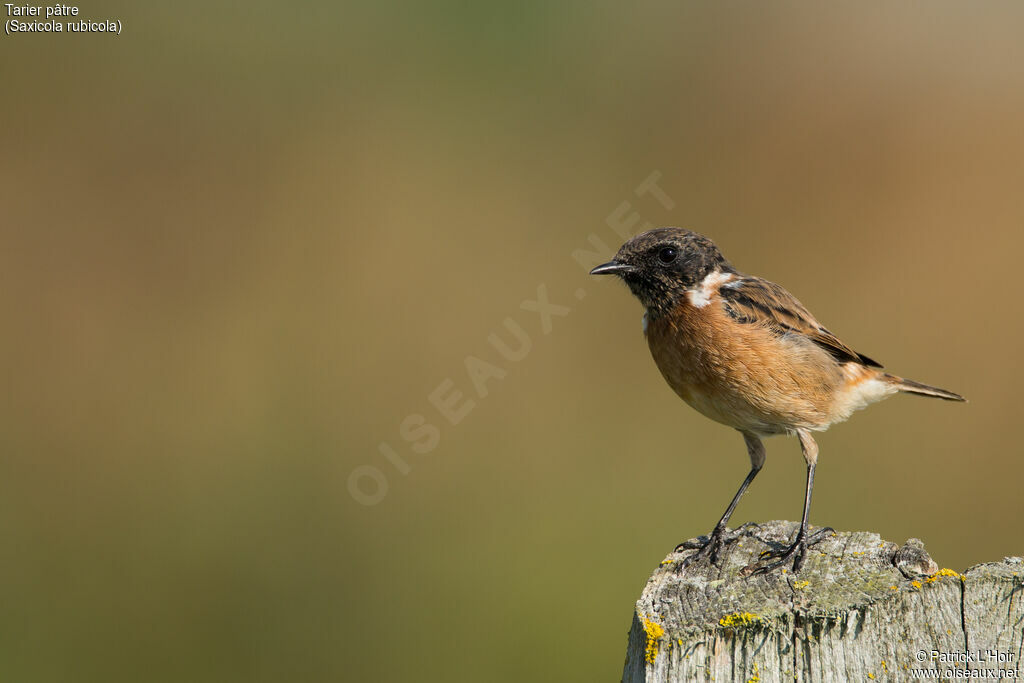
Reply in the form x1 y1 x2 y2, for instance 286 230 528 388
677 432 764 567
747 429 833 575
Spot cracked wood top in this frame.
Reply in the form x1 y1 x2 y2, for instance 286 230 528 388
623 520 1024 683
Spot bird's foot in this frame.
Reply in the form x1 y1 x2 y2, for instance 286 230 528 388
674 524 746 569
742 526 834 576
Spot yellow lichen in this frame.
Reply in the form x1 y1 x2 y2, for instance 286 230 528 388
882 660 889 672
747 662 760 683
867 673 875 680
793 580 810 590
925 567 965 583
889 585 898 590
719 612 763 628
911 580 922 590
642 617 665 664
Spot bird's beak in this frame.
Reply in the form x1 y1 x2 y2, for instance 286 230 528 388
590 260 634 276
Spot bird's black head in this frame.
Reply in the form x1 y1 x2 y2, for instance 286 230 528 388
590 228 734 316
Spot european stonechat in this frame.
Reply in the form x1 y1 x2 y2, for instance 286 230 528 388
591 227 964 573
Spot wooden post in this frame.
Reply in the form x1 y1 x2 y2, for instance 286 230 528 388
622 520 1023 682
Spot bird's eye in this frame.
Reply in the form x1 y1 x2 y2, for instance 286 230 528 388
657 247 678 264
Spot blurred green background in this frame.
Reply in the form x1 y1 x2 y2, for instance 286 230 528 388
3 2 1023 681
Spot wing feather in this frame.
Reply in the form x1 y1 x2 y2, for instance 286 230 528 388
720 277 882 368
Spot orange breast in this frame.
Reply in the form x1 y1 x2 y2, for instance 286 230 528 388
644 298 844 434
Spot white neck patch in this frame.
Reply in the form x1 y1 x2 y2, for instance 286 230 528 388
687 270 733 308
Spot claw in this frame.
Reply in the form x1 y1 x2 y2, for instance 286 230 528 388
675 536 710 552
675 526 745 569
743 526 834 575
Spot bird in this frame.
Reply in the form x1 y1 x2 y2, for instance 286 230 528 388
590 227 964 574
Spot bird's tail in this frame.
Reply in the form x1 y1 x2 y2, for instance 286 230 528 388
883 374 966 402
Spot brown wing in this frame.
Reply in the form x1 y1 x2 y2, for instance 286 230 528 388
719 276 882 368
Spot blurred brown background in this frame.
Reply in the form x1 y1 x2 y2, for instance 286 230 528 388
3 2 1023 681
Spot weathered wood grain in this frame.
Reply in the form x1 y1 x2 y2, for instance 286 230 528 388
622 520 1023 682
